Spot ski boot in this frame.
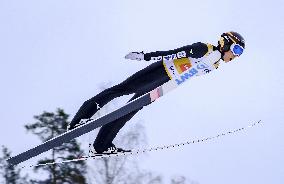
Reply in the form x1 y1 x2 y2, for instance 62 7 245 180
89 143 131 156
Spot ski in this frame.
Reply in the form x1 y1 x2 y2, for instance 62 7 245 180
19 120 262 169
21 152 131 168
7 80 179 166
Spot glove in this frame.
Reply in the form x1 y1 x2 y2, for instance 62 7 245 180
125 52 145 61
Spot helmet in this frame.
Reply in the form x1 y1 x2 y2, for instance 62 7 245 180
219 31 245 56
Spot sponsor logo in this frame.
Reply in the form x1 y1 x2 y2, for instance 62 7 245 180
196 63 209 70
151 51 187 61
151 56 163 61
173 58 192 74
178 63 191 73
175 68 198 85
175 63 210 85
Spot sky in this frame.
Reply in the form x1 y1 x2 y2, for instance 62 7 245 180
0 0 283 183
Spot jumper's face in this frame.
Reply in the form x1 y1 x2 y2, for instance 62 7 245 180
223 50 237 63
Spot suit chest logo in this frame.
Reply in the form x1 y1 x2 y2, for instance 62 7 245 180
151 51 187 61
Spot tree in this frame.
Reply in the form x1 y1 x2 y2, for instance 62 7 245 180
0 145 28 184
25 108 87 184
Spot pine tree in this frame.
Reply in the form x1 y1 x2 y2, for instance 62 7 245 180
25 108 87 184
0 146 28 184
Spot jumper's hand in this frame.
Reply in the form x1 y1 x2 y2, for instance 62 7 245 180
125 52 144 61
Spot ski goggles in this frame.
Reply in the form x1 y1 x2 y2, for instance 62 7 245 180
230 43 244 56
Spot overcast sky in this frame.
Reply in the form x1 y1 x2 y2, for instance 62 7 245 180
0 0 283 183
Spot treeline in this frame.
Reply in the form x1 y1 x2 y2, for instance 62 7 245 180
0 108 198 184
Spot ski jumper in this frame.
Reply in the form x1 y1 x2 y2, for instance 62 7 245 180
70 42 222 153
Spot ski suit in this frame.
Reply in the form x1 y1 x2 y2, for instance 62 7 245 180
70 42 222 153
